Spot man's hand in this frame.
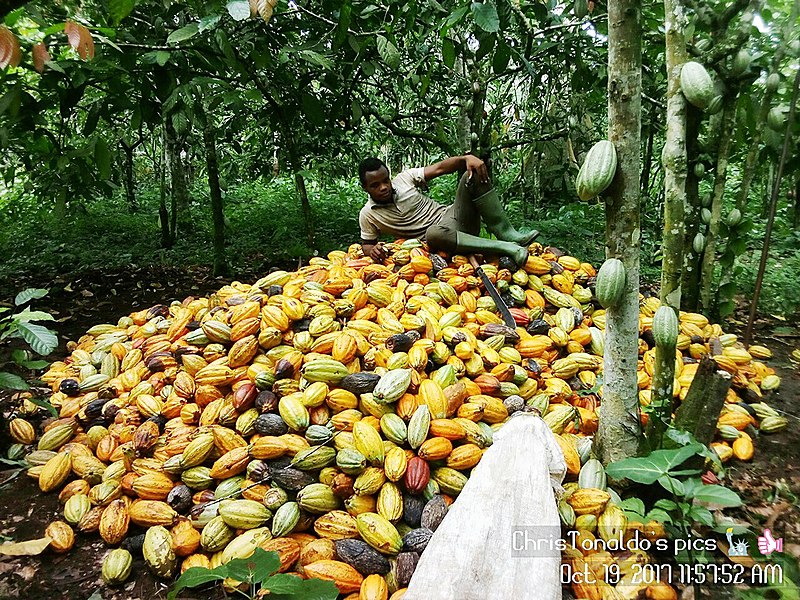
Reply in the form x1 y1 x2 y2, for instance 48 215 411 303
465 155 489 184
363 242 387 262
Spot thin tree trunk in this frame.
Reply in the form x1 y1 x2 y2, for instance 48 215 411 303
793 176 800 228
680 110 701 311
166 122 189 241
641 114 655 199
285 133 315 250
596 0 643 467
204 114 227 276
122 141 138 213
700 96 737 315
660 0 689 310
272 131 280 177
744 66 800 346
646 339 676 448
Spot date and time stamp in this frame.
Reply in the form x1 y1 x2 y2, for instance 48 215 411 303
513 526 787 587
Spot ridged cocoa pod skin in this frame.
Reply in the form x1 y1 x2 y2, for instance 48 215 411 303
143 525 176 578
99 499 130 545
402 495 424 528
334 539 390 575
402 528 432 554
102 548 133 585
395 551 420 588
420 495 448 532
46 521 75 553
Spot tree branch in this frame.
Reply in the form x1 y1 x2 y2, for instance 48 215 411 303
368 110 452 153
491 129 569 151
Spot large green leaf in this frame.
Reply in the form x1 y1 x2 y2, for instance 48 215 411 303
167 23 200 44
109 0 137 25
0 372 29 390
14 309 54 323
14 288 48 306
442 38 456 69
376 35 401 70
167 566 228 600
95 138 111 181
471 1 500 33
691 484 742 508
605 444 703 484
14 322 58 356
227 0 251 21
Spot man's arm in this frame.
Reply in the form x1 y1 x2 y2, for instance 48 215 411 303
361 240 387 262
423 154 488 184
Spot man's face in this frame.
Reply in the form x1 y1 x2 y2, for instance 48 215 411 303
362 167 393 204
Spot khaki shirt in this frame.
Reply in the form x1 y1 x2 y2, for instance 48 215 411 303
359 167 447 241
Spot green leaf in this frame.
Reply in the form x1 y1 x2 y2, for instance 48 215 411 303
26 397 58 418
442 38 455 69
444 4 470 27
376 35 401 70
263 573 304 594
199 15 221 32
284 577 340 600
645 507 673 524
167 23 200 44
493 41 510 74
95 138 111 181
241 549 281 583
227 0 251 21
688 505 715 527
295 50 332 69
167 566 229 600
156 51 170 66
691 485 742 508
618 497 645 516
0 372 29 391
14 309 55 323
471 1 500 33
605 444 703 484
14 322 58 356
225 557 259 584
302 93 325 127
653 498 678 511
109 0 137 25
657 475 685 496
14 288 48 306
20 360 49 370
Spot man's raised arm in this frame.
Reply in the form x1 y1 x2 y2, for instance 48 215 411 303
423 154 489 184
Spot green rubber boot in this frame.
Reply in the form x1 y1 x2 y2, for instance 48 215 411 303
454 232 528 266
474 189 539 246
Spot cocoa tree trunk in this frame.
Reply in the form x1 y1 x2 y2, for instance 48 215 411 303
285 133 315 250
680 110 701 311
793 176 800 228
700 96 737 315
203 114 228 277
596 0 644 466
121 141 138 213
660 0 690 310
165 121 189 241
158 129 172 249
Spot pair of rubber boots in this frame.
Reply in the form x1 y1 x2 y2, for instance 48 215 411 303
456 189 538 266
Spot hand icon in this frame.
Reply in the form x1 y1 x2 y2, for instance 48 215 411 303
757 528 783 555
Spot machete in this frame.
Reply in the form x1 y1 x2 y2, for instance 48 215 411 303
468 254 517 328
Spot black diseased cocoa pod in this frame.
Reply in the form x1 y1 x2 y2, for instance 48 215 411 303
334 539 391 575
255 390 278 413
396 551 420 587
527 319 550 335
254 413 288 436
167 484 193 514
340 372 381 395
402 494 425 528
270 466 315 491
421 494 448 532
402 527 432 553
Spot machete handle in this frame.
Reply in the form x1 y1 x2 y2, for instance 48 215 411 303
467 254 481 271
